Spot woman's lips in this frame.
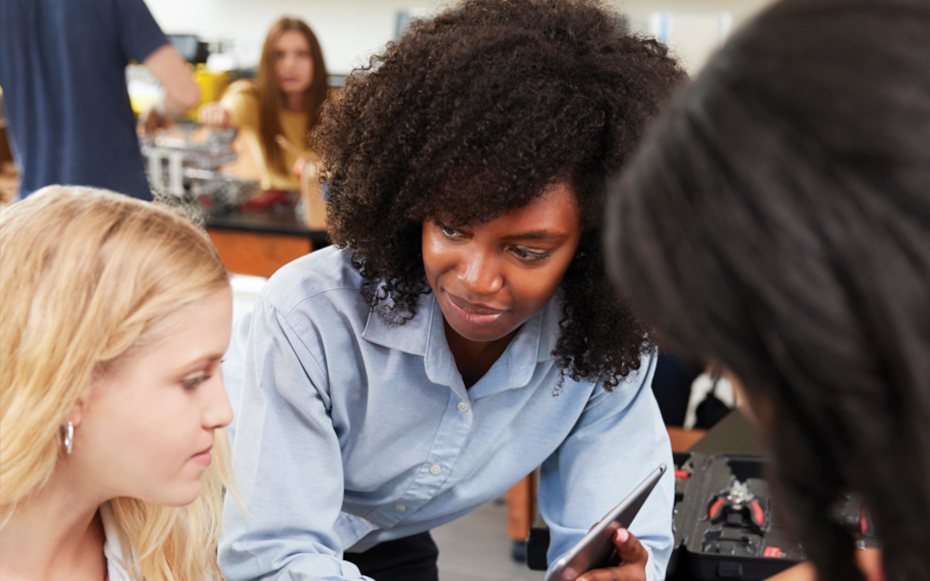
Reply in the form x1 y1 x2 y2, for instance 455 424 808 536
445 292 507 327
190 446 212 467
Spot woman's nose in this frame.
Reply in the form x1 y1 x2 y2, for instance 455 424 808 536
203 375 234 430
458 250 503 295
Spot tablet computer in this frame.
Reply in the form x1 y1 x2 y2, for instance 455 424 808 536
544 463 667 581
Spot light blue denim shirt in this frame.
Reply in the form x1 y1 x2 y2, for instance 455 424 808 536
219 246 674 581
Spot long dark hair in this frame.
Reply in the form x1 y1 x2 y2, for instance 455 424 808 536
606 0 930 578
255 17 329 175
314 0 684 388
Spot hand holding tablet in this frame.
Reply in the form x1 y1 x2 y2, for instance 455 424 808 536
545 464 667 581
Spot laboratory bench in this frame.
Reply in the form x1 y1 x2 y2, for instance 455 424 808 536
206 205 329 278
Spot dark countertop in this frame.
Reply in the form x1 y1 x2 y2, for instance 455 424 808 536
688 411 766 456
206 205 331 249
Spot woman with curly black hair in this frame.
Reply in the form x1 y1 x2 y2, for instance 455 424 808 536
219 1 683 580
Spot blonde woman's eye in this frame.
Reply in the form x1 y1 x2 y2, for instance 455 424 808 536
511 246 550 261
182 374 210 391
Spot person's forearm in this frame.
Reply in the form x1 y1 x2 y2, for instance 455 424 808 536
156 88 199 119
144 44 200 118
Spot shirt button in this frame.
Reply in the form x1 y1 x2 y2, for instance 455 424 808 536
429 464 442 475
457 401 470 412
395 504 406 511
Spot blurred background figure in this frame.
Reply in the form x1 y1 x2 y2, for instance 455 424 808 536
0 0 199 201
199 17 328 206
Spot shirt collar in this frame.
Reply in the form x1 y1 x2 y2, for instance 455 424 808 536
100 502 138 581
361 289 563 394
361 292 434 357
534 288 562 363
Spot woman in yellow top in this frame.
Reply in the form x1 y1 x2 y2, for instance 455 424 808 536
200 17 329 193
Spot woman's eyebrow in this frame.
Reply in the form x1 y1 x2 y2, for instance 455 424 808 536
504 230 568 241
177 353 224 372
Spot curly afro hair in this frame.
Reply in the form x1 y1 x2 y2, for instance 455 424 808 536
313 0 685 388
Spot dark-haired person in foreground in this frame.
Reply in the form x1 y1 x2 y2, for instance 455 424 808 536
607 0 930 580
219 0 684 580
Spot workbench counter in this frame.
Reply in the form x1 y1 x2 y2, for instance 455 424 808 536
206 206 329 278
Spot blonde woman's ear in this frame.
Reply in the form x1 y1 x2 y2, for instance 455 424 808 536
66 396 88 429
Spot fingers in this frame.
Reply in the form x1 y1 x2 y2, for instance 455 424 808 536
575 568 644 581
612 528 648 566
198 104 215 125
855 548 883 580
574 529 648 581
137 110 150 136
138 108 159 136
198 104 230 127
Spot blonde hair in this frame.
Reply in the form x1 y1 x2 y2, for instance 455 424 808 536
0 186 231 581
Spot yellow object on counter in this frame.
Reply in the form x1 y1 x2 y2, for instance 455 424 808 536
185 65 230 120
127 63 228 118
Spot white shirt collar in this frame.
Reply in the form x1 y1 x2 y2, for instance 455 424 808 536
99 502 140 581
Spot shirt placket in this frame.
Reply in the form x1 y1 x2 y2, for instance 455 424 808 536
385 385 473 523
366 300 474 526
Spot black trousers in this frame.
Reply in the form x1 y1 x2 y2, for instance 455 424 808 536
344 531 439 581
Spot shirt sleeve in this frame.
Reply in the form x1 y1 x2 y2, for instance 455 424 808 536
220 80 261 131
538 352 675 581
219 297 373 581
114 0 168 63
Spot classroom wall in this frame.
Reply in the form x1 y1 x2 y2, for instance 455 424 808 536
145 0 776 76
621 0 775 72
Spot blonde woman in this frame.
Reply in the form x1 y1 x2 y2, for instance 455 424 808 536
0 186 234 581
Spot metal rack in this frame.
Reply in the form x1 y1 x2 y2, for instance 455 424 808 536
141 125 257 210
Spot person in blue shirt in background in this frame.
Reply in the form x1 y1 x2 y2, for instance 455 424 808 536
219 1 685 580
0 0 199 201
